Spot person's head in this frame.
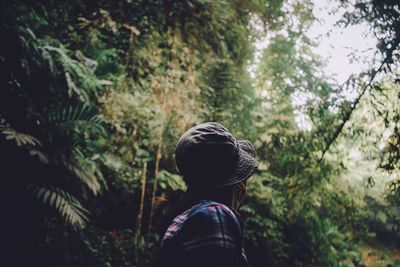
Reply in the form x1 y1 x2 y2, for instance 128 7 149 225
175 122 258 210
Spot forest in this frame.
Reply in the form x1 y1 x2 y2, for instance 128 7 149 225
0 0 399 266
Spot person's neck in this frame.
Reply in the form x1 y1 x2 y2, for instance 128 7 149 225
184 187 235 210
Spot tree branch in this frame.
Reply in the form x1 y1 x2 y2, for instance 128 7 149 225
318 39 400 163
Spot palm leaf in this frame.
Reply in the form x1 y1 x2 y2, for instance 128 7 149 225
29 185 89 228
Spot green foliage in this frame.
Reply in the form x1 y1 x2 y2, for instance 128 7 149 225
2 0 400 266
1 121 42 147
40 44 103 100
46 103 103 124
340 0 400 65
34 219 136 267
339 0 400 206
319 188 370 239
241 175 288 266
242 175 364 266
289 210 361 267
157 170 187 192
1 7 107 231
29 185 89 228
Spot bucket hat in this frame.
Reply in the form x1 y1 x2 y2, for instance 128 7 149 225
175 122 258 189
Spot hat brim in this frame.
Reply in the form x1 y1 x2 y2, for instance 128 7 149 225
213 140 259 188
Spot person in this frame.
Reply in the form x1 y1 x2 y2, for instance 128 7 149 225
152 122 258 267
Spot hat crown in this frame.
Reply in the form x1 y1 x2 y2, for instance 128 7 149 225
175 122 239 188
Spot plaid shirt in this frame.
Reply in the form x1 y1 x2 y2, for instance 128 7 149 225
153 200 248 267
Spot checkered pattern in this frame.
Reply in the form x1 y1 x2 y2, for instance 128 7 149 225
153 200 248 267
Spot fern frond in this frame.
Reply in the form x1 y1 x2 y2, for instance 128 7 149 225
62 150 104 195
29 149 50 164
69 119 107 137
41 45 100 100
29 185 89 228
1 127 41 147
46 103 103 124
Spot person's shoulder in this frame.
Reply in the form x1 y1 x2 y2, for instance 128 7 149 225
178 200 243 252
189 200 238 221
183 200 242 235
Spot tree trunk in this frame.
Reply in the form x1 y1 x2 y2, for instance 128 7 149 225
148 135 163 233
134 161 147 265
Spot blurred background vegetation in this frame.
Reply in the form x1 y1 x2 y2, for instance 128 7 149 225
0 0 399 266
